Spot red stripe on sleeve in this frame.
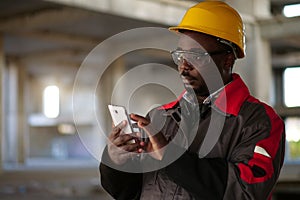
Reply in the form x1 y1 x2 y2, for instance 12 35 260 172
238 153 274 184
238 97 284 184
247 96 285 159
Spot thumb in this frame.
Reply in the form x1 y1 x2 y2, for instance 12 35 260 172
138 121 160 139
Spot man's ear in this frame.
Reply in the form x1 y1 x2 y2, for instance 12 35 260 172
224 53 236 70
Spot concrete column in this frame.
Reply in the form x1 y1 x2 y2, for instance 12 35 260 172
17 61 27 164
2 59 28 166
227 0 273 104
3 61 18 165
0 35 4 173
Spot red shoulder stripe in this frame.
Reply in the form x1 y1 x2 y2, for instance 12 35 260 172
158 91 185 110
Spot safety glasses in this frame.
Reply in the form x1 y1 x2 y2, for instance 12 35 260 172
170 49 231 66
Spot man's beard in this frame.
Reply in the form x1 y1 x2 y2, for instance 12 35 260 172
184 83 209 97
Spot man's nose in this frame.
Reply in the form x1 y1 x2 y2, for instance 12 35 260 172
178 59 193 73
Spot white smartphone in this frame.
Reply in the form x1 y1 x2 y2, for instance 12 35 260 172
108 104 134 134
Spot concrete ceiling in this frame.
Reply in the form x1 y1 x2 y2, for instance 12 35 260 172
1 0 165 57
1 0 300 77
0 0 174 79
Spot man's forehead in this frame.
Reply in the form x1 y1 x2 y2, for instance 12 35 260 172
177 31 218 51
177 34 204 50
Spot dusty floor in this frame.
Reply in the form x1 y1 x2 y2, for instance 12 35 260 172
0 166 113 200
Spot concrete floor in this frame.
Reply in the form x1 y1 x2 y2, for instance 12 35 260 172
0 166 113 200
1 166 300 200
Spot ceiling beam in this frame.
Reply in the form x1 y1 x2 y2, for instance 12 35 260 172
279 37 300 48
0 7 92 32
260 16 300 39
272 52 300 67
45 0 188 25
10 30 101 48
13 48 87 63
271 0 300 5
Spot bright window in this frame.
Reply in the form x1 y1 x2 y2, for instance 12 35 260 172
43 85 60 118
283 67 300 107
283 4 300 18
285 117 300 160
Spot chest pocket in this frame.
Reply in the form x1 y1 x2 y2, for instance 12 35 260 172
162 104 226 158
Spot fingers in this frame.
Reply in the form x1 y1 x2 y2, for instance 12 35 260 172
130 114 149 126
113 134 137 147
108 137 143 158
130 114 156 139
110 121 141 143
121 142 140 153
115 120 127 129
107 120 145 164
110 120 127 139
108 143 141 165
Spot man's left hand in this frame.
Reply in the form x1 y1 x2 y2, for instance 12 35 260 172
130 114 168 160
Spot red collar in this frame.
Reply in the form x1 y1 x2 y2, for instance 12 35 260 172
159 74 250 116
214 73 250 116
159 91 185 110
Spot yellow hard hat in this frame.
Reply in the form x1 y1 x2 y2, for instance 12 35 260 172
169 1 245 58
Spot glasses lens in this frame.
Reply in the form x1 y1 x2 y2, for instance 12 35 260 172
171 51 182 65
171 50 210 66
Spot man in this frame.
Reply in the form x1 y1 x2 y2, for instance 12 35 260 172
100 1 285 199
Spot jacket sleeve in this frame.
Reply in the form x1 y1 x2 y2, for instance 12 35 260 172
99 147 143 200
164 109 285 200
223 108 285 200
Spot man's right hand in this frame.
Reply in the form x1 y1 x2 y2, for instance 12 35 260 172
107 120 142 165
